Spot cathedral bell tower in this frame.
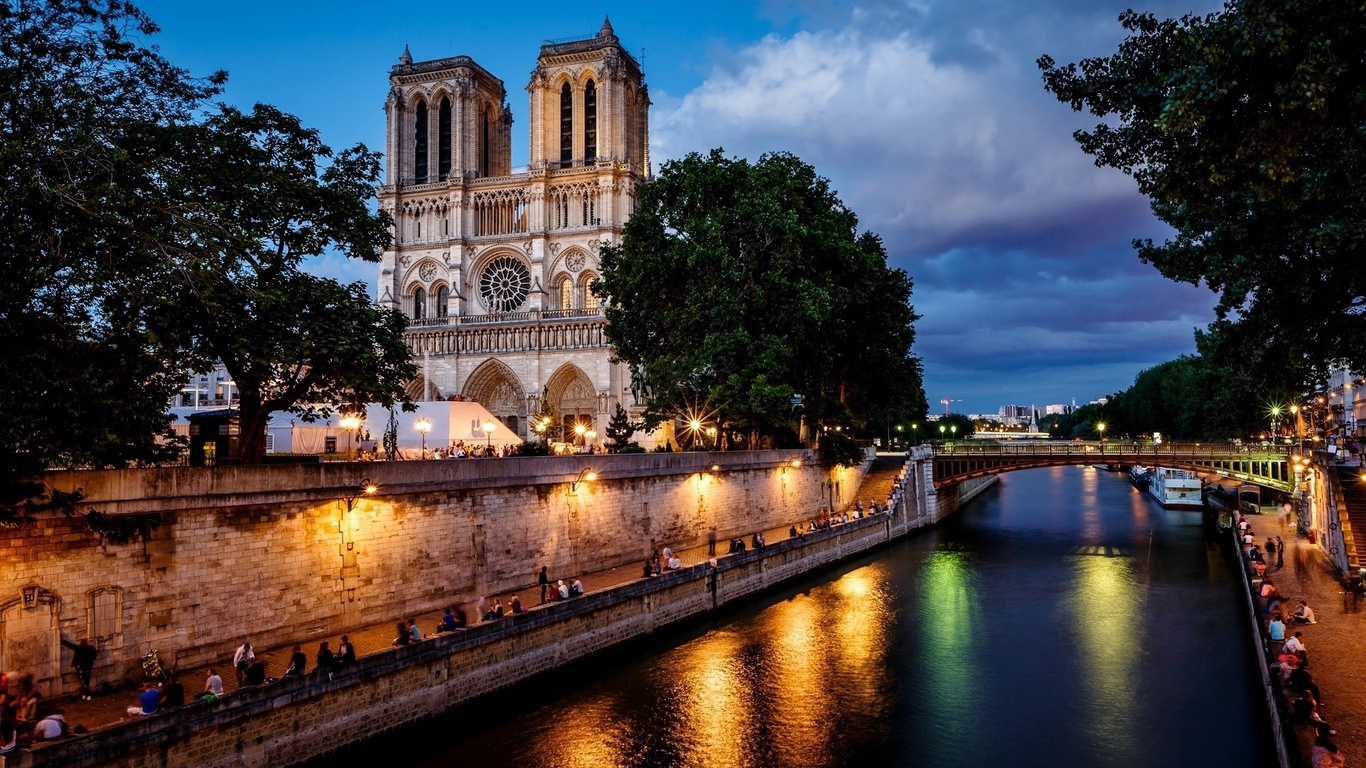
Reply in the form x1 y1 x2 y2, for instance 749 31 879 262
527 16 649 172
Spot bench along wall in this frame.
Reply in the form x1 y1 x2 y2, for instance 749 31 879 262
17 492 974 768
1 450 871 700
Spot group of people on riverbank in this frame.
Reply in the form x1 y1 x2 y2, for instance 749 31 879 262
1242 514 1346 767
0 637 102 751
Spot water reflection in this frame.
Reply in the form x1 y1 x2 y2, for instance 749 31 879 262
1070 554 1143 763
337 468 1271 768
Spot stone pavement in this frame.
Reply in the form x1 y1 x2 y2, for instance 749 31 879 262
33 471 905 742
1246 511 1365 767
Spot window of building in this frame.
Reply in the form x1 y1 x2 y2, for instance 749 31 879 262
559 276 574 310
414 101 429 183
582 276 599 311
88 587 123 642
584 80 597 163
436 286 449 318
478 256 532 313
438 97 452 180
481 107 491 177
560 83 572 167
414 286 427 320
325 436 337 454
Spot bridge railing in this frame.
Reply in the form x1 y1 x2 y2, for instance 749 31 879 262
931 441 1290 458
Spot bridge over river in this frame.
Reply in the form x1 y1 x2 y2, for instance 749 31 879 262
931 440 1295 493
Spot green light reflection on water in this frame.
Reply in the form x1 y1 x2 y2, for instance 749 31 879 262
917 549 979 732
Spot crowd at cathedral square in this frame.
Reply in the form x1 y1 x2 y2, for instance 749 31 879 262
1240 515 1346 768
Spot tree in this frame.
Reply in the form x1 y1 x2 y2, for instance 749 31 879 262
597 149 925 450
1039 1 1366 384
604 404 643 453
168 104 413 462
0 0 226 519
933 413 976 440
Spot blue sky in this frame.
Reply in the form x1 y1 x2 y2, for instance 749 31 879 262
136 0 1222 415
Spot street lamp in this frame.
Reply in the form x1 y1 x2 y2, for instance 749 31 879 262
585 429 597 448
938 424 946 442
342 478 379 514
950 424 958 442
1096 421 1106 453
414 417 432 457
911 422 919 446
482 419 496 451
574 422 587 446
339 413 362 461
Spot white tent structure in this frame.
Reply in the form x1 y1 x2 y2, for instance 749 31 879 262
364 400 520 454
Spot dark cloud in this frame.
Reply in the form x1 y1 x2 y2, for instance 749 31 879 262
654 0 1224 412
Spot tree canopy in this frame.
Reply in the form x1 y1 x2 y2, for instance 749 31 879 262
0 0 412 517
596 149 926 455
1039 0 1366 387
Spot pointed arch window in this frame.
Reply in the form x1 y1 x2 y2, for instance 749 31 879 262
560 82 573 167
581 275 599 312
438 98 452 180
558 276 574 310
584 80 597 163
413 287 427 320
481 107 491 177
414 101 429 183
436 286 450 318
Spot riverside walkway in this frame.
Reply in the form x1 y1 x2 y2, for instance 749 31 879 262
1245 508 1366 767
26 459 909 748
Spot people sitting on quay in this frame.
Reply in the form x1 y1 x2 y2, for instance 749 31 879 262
338 636 357 666
642 560 654 578
244 660 268 686
195 669 224 701
570 578 584 597
1291 600 1317 624
408 618 423 642
1312 734 1345 768
285 645 308 677
392 621 412 647
728 538 747 554
30 712 67 742
1268 615 1286 643
483 599 505 621
668 554 682 570
557 580 570 599
0 717 17 755
127 682 160 717
1292 690 1333 734
316 642 336 678
1288 666 1322 704
1283 631 1309 667
159 673 184 709
437 608 461 633
510 595 526 614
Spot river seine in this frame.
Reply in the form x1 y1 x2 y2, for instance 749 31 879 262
347 466 1275 768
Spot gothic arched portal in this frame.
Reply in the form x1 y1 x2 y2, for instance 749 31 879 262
462 359 527 439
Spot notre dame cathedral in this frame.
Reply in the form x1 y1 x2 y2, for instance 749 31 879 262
376 18 649 443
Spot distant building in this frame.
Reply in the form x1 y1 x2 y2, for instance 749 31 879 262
170 361 236 410
1324 366 1363 438
1044 403 1070 416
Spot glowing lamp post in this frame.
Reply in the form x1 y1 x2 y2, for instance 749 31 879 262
1096 421 1106 453
339 413 362 460
482 419 496 451
414 417 432 457
574 422 587 446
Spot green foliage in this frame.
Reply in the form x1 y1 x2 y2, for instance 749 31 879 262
1040 0 1366 383
933 413 976 439
513 441 551 457
818 430 867 468
604 403 642 453
598 149 925 450
0 0 222 518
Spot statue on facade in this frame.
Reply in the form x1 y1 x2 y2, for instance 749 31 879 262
629 365 650 406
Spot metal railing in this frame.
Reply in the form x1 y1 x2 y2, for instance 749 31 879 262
407 308 604 329
932 441 1290 458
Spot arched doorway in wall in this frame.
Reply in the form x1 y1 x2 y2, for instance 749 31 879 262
1 586 63 696
462 358 527 439
545 363 598 440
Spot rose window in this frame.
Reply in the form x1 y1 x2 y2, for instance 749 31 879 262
479 257 531 313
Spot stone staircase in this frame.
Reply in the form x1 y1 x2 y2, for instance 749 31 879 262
853 454 908 505
1338 466 1366 567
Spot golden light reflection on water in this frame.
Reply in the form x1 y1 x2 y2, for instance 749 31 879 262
1070 554 1143 760
536 700 628 768
675 629 754 768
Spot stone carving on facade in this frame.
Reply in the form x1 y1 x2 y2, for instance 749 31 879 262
587 240 600 255
565 251 586 272
548 242 561 256
522 241 533 255
418 261 439 282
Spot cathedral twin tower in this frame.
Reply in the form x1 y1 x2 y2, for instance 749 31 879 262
378 18 650 444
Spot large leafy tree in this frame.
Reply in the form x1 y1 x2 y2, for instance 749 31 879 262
1039 0 1366 386
171 105 413 462
0 0 222 516
597 149 925 451
0 0 413 516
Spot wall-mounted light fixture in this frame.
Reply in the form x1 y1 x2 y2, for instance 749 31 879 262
571 468 597 492
342 478 379 514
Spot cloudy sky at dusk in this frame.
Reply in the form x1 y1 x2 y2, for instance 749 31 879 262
137 0 1222 415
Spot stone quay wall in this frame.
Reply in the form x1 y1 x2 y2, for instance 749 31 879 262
14 472 988 768
2 451 871 700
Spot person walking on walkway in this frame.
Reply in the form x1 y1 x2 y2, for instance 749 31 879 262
539 566 550 603
1276 536 1285 568
708 527 717 557
233 642 255 687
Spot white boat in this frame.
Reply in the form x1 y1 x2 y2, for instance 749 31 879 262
1147 467 1204 510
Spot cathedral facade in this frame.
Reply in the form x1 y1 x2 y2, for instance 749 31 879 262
376 18 649 443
